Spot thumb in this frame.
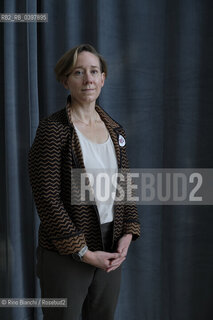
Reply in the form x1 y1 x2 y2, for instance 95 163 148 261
118 247 127 257
108 252 121 259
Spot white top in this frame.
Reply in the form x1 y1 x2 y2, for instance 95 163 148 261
74 125 118 224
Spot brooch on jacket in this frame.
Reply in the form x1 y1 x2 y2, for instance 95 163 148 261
118 135 125 147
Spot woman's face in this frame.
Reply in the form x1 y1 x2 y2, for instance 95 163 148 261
64 51 105 106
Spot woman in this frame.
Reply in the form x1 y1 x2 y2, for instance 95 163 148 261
28 44 140 320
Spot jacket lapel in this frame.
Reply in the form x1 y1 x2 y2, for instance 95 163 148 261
65 103 85 169
95 105 123 169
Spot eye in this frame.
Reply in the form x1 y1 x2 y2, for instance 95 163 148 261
74 70 84 76
91 69 99 74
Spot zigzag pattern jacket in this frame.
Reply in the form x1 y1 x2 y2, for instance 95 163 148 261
28 96 140 255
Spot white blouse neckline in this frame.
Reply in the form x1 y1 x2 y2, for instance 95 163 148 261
74 125 110 146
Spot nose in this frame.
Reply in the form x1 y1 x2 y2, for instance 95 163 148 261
83 71 93 83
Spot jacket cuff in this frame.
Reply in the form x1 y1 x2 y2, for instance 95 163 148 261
123 221 140 241
52 233 87 255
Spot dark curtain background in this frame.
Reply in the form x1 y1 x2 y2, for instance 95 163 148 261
1 0 213 319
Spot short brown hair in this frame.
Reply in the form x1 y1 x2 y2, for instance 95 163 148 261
54 44 107 83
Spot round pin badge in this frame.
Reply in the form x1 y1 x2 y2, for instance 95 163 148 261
118 134 126 147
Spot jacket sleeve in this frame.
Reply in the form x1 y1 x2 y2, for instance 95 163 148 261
28 119 87 255
121 130 141 241
123 205 141 241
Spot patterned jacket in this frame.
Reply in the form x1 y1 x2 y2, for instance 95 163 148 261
28 96 140 255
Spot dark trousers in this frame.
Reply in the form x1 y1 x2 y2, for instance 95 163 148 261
36 222 122 320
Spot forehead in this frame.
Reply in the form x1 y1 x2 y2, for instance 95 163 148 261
75 51 100 68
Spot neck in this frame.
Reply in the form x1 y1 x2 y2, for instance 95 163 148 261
69 100 99 125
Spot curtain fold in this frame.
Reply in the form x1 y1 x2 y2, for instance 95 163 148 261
1 1 213 319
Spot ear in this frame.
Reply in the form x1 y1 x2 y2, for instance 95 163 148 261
62 77 69 90
101 72 105 88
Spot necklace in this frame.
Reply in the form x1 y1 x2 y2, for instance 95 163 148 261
71 109 101 126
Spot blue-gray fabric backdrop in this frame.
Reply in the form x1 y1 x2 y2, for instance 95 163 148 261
1 0 213 319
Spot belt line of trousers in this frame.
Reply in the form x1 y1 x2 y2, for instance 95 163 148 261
36 222 122 320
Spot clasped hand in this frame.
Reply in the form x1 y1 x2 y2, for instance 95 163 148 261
82 233 132 273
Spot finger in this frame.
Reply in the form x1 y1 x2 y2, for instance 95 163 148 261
111 256 126 264
107 252 121 259
106 263 122 272
109 257 125 266
111 254 126 262
121 248 128 256
116 247 128 257
106 266 117 272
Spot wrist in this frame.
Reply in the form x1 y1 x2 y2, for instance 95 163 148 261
72 245 88 262
82 249 94 262
124 233 133 240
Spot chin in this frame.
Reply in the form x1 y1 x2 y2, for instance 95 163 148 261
78 98 95 105
82 95 98 103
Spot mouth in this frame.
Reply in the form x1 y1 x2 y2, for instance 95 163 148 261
82 88 95 91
